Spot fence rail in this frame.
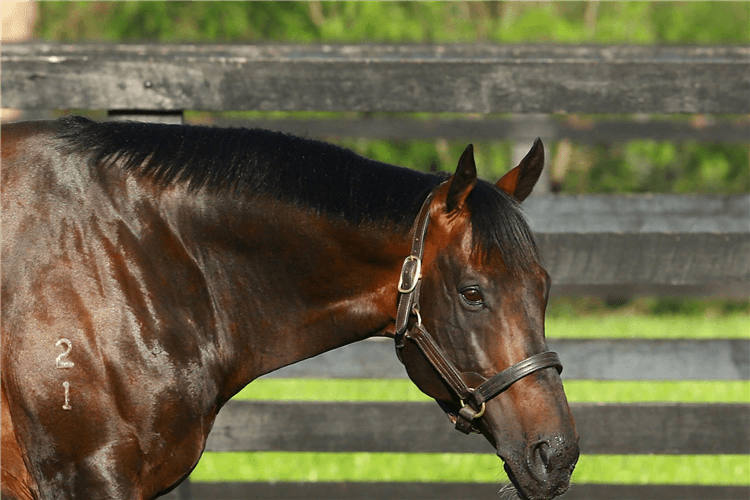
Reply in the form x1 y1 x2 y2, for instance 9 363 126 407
205 400 748 455
262 338 749 381
177 483 750 500
2 44 749 114
4 42 748 500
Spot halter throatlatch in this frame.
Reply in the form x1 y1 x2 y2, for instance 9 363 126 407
394 190 563 435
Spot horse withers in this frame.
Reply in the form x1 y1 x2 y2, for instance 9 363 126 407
1 117 578 499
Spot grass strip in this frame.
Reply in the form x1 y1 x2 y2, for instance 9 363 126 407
564 381 750 403
235 380 750 403
546 316 748 339
190 453 749 486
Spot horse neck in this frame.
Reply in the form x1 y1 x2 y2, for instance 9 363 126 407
162 189 411 402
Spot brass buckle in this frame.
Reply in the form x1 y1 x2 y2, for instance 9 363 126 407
460 399 486 419
397 255 421 293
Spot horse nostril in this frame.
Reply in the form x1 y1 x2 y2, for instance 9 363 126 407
526 436 580 493
527 440 553 483
536 441 550 468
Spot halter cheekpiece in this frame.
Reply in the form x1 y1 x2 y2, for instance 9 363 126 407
394 189 563 435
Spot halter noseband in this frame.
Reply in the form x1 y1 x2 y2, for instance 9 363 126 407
394 190 563 435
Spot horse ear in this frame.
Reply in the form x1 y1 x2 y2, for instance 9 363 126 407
445 144 477 213
497 138 544 202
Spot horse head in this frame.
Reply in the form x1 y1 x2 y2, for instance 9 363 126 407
396 141 579 499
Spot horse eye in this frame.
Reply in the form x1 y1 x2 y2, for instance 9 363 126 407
460 287 484 305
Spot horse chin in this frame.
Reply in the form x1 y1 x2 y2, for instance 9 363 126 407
502 462 528 500
499 454 572 500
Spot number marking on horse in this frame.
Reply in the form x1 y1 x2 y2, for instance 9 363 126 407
55 339 74 369
62 381 72 410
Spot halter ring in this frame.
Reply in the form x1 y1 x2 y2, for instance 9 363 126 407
412 305 422 327
460 399 486 419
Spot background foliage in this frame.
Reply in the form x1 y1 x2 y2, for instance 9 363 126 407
34 1 750 44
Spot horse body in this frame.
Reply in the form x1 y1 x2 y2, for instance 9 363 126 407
3 121 221 498
2 117 578 500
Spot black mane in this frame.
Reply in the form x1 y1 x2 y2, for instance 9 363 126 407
57 115 537 269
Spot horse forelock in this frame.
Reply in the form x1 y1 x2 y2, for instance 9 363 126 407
465 180 540 271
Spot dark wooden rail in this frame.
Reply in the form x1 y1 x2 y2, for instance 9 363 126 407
178 483 750 500
262 338 750 381
207 401 748 455
2 44 749 114
526 195 749 291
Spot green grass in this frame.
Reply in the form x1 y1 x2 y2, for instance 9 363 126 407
191 453 749 486
36 2 750 45
546 315 749 339
234 379 750 404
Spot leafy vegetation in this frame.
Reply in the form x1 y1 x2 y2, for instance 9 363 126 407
34 2 750 44
552 140 750 194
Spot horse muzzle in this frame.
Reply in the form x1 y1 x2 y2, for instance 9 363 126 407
500 433 580 500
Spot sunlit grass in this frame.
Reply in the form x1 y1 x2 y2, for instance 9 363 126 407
191 452 750 486
573 455 750 486
235 379 750 404
547 315 749 339
563 381 749 403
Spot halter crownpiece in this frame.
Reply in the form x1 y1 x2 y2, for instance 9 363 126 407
394 188 562 435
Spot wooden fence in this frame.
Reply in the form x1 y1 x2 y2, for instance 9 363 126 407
3 43 749 500
188 337 749 500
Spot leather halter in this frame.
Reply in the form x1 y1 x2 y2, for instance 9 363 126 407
394 190 563 435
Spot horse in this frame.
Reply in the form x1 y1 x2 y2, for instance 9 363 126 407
1 116 579 500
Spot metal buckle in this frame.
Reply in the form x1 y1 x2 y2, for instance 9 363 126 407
397 255 421 293
460 399 486 419
456 401 486 434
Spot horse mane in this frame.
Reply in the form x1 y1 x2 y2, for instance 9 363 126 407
56 115 538 269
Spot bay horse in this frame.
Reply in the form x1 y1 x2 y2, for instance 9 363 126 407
1 116 578 500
